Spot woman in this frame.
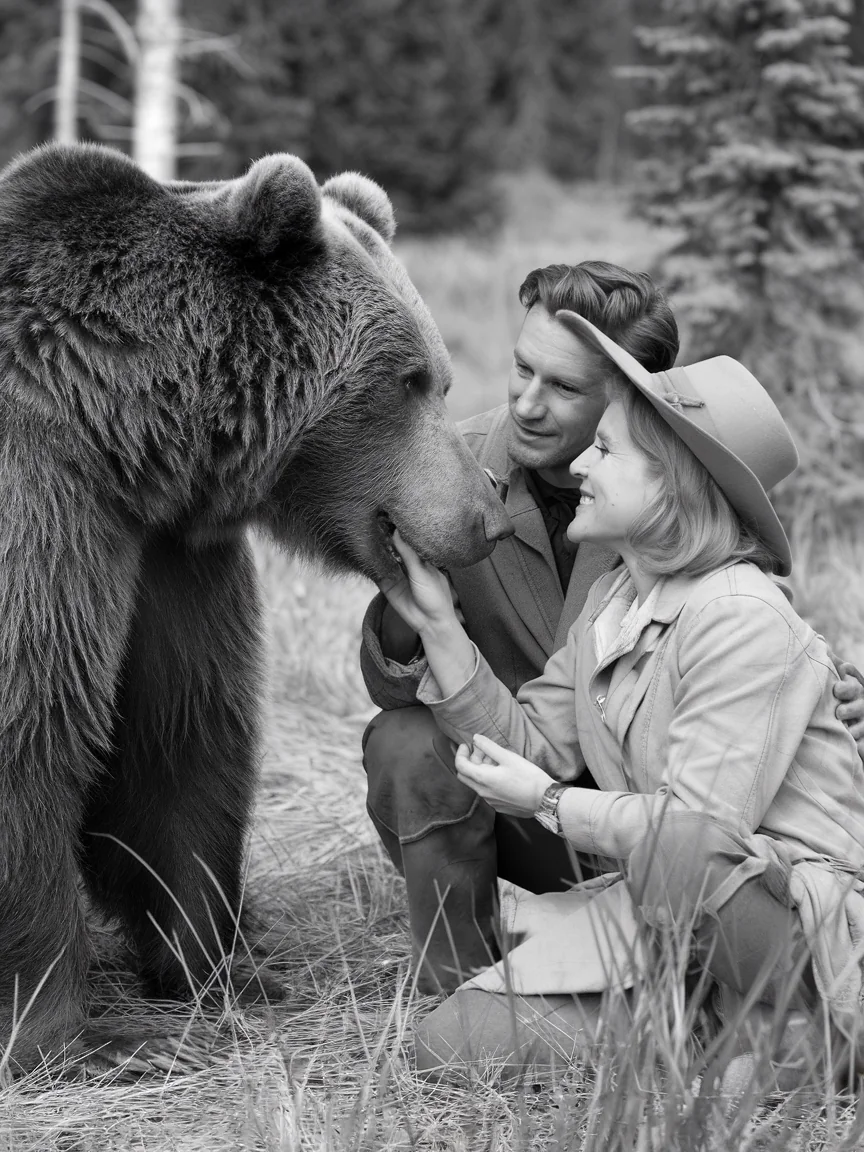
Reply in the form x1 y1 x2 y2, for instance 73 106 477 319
379 312 864 1083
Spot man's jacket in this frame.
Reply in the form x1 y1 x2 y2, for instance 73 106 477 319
360 404 619 710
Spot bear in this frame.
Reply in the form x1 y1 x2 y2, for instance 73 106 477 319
0 142 512 1067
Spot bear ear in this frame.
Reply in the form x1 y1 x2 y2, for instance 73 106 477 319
228 154 322 258
321 172 396 245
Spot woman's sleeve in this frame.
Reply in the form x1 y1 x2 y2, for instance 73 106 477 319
416 627 588 782
557 594 826 857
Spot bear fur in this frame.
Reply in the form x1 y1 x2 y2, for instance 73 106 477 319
0 143 511 1065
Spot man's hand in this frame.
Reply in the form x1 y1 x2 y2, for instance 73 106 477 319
454 734 554 818
832 658 864 759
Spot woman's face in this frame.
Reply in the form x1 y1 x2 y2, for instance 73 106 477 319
566 398 662 552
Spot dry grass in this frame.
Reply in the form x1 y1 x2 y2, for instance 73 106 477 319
3 177 864 1149
5 538 863 1151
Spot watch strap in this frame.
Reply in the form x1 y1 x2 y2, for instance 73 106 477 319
534 781 570 835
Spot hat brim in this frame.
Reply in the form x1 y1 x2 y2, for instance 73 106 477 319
556 310 792 577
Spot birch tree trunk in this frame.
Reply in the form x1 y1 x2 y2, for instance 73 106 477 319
55 0 81 144
133 0 180 180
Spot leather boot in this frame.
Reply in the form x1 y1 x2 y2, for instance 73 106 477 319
400 824 501 994
363 706 502 993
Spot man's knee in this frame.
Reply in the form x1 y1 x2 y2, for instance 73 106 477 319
363 705 443 769
627 812 743 925
362 706 479 843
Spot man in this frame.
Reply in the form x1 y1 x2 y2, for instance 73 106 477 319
360 260 864 993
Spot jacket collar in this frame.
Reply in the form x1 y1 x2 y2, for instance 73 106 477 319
588 560 741 631
467 404 620 652
472 408 564 645
468 408 559 558
587 560 745 697
502 464 556 559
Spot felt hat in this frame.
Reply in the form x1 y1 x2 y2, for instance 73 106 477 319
556 310 799 576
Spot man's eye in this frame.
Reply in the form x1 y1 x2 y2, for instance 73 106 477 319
515 361 531 377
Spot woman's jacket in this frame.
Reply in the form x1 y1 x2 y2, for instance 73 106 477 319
418 560 864 1031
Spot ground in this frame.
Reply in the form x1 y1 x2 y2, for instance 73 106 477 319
3 174 864 1151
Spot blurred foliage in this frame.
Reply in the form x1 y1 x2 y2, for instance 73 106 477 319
0 0 676 232
286 0 509 232
626 0 864 533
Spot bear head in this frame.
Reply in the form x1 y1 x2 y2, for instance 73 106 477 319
0 144 512 581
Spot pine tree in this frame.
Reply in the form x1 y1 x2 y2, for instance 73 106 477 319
290 0 506 233
627 0 864 529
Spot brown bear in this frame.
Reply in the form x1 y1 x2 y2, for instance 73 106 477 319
0 142 511 1066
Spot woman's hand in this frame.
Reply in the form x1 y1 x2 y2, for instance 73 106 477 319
454 734 554 818
378 531 476 697
377 530 458 638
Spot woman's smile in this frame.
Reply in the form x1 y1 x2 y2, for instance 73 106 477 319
566 400 661 552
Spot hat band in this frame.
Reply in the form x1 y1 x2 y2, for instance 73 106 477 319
653 368 722 442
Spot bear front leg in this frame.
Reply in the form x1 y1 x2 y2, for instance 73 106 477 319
0 453 140 1068
82 532 265 1002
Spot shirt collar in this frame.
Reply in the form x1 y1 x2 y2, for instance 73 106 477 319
589 559 741 628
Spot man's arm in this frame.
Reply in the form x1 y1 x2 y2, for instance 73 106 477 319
831 656 864 760
380 600 423 664
359 592 427 710
360 580 467 710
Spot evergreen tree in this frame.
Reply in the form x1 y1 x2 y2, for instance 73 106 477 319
290 0 506 232
627 0 864 529
543 0 636 181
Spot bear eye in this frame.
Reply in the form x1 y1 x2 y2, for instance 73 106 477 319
403 369 431 393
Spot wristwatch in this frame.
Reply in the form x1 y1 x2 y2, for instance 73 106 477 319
534 781 570 835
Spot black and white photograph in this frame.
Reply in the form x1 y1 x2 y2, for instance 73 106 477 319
1 1 864 1148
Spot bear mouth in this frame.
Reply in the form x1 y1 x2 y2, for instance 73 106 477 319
376 511 405 571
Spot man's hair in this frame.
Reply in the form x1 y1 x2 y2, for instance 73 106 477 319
607 375 780 576
519 261 679 373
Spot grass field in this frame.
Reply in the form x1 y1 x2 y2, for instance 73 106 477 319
4 175 864 1150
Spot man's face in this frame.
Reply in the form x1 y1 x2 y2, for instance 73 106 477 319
506 306 609 487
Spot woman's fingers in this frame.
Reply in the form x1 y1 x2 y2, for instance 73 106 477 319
454 747 481 778
471 733 529 768
471 733 506 760
454 743 552 817
455 738 500 767
454 751 494 792
391 529 427 575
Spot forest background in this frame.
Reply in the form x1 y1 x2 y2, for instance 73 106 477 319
5 0 863 537
3 3 864 1148
0 0 756 229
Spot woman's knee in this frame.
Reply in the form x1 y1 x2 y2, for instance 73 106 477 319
626 812 743 924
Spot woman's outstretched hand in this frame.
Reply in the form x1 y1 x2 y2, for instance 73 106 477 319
377 530 458 637
377 531 476 698
454 734 554 818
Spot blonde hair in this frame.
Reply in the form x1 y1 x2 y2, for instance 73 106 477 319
606 375 781 577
